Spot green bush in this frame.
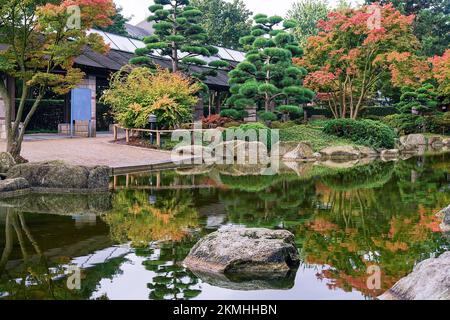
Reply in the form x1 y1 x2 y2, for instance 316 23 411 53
258 111 278 122
382 113 450 135
323 119 397 149
223 122 272 148
220 109 244 120
361 106 399 117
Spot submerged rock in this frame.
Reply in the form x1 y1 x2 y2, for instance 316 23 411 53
0 178 30 193
319 146 360 160
379 252 450 300
7 161 110 190
184 227 299 275
0 152 16 174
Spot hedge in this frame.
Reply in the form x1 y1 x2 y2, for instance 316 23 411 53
323 119 397 149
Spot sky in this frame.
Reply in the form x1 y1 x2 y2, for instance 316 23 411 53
114 0 364 25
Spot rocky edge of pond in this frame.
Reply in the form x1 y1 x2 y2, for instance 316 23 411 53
184 227 300 276
279 134 450 162
0 155 110 196
379 204 450 300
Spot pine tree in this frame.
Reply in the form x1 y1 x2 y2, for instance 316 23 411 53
130 0 229 80
226 14 314 116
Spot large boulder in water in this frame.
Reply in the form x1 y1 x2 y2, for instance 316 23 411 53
379 252 450 300
184 227 299 275
7 161 110 190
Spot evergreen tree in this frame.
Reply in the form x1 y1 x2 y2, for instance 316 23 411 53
396 84 438 114
97 5 130 36
190 0 252 50
130 0 229 80
226 14 314 114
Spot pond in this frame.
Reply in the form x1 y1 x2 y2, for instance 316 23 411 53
0 153 449 300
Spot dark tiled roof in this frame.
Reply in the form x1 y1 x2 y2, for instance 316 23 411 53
74 47 231 90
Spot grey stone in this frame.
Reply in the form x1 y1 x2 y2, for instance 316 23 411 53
0 178 30 193
282 142 314 161
438 205 450 232
0 152 16 174
428 136 443 147
443 138 450 147
88 166 110 189
380 149 400 159
184 227 299 275
356 146 379 158
401 134 427 147
7 161 109 190
379 252 450 300
319 146 361 160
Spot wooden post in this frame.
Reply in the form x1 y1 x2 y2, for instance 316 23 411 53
113 125 118 141
156 131 161 148
125 129 129 143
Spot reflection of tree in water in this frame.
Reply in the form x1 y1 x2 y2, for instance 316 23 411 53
295 156 450 298
103 189 204 300
0 207 128 300
141 242 202 300
104 189 200 247
0 208 78 299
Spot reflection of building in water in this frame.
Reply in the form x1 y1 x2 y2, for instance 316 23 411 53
73 214 97 228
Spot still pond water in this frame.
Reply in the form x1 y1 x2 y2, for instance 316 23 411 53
0 153 449 300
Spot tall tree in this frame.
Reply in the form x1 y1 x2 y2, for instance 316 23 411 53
0 0 115 160
299 3 428 119
366 0 450 56
287 0 329 46
190 0 252 50
130 0 229 79
227 14 314 114
97 5 130 36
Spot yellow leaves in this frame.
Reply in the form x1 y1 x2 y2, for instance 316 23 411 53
102 66 200 129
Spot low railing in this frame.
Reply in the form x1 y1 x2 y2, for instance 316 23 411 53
112 124 208 148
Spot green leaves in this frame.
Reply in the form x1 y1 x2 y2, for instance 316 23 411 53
208 60 230 68
228 13 312 112
277 105 302 115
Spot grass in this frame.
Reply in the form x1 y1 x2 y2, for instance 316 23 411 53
279 125 360 151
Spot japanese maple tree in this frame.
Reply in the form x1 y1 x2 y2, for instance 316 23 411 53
298 3 427 119
0 0 115 160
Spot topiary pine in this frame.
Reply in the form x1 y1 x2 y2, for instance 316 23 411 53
227 14 314 113
396 83 439 114
130 0 229 81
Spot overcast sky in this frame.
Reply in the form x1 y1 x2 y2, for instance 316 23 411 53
114 0 364 25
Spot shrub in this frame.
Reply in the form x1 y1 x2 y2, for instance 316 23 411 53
101 66 200 129
258 111 278 122
361 106 399 118
220 109 243 120
223 122 272 148
202 115 233 128
323 119 397 149
382 113 450 135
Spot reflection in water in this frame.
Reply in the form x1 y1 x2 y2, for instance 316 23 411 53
0 153 449 299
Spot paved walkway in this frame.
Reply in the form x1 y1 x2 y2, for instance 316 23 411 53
0 134 180 170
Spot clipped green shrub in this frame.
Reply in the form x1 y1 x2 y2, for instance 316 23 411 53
323 119 397 149
258 111 278 122
382 113 450 135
